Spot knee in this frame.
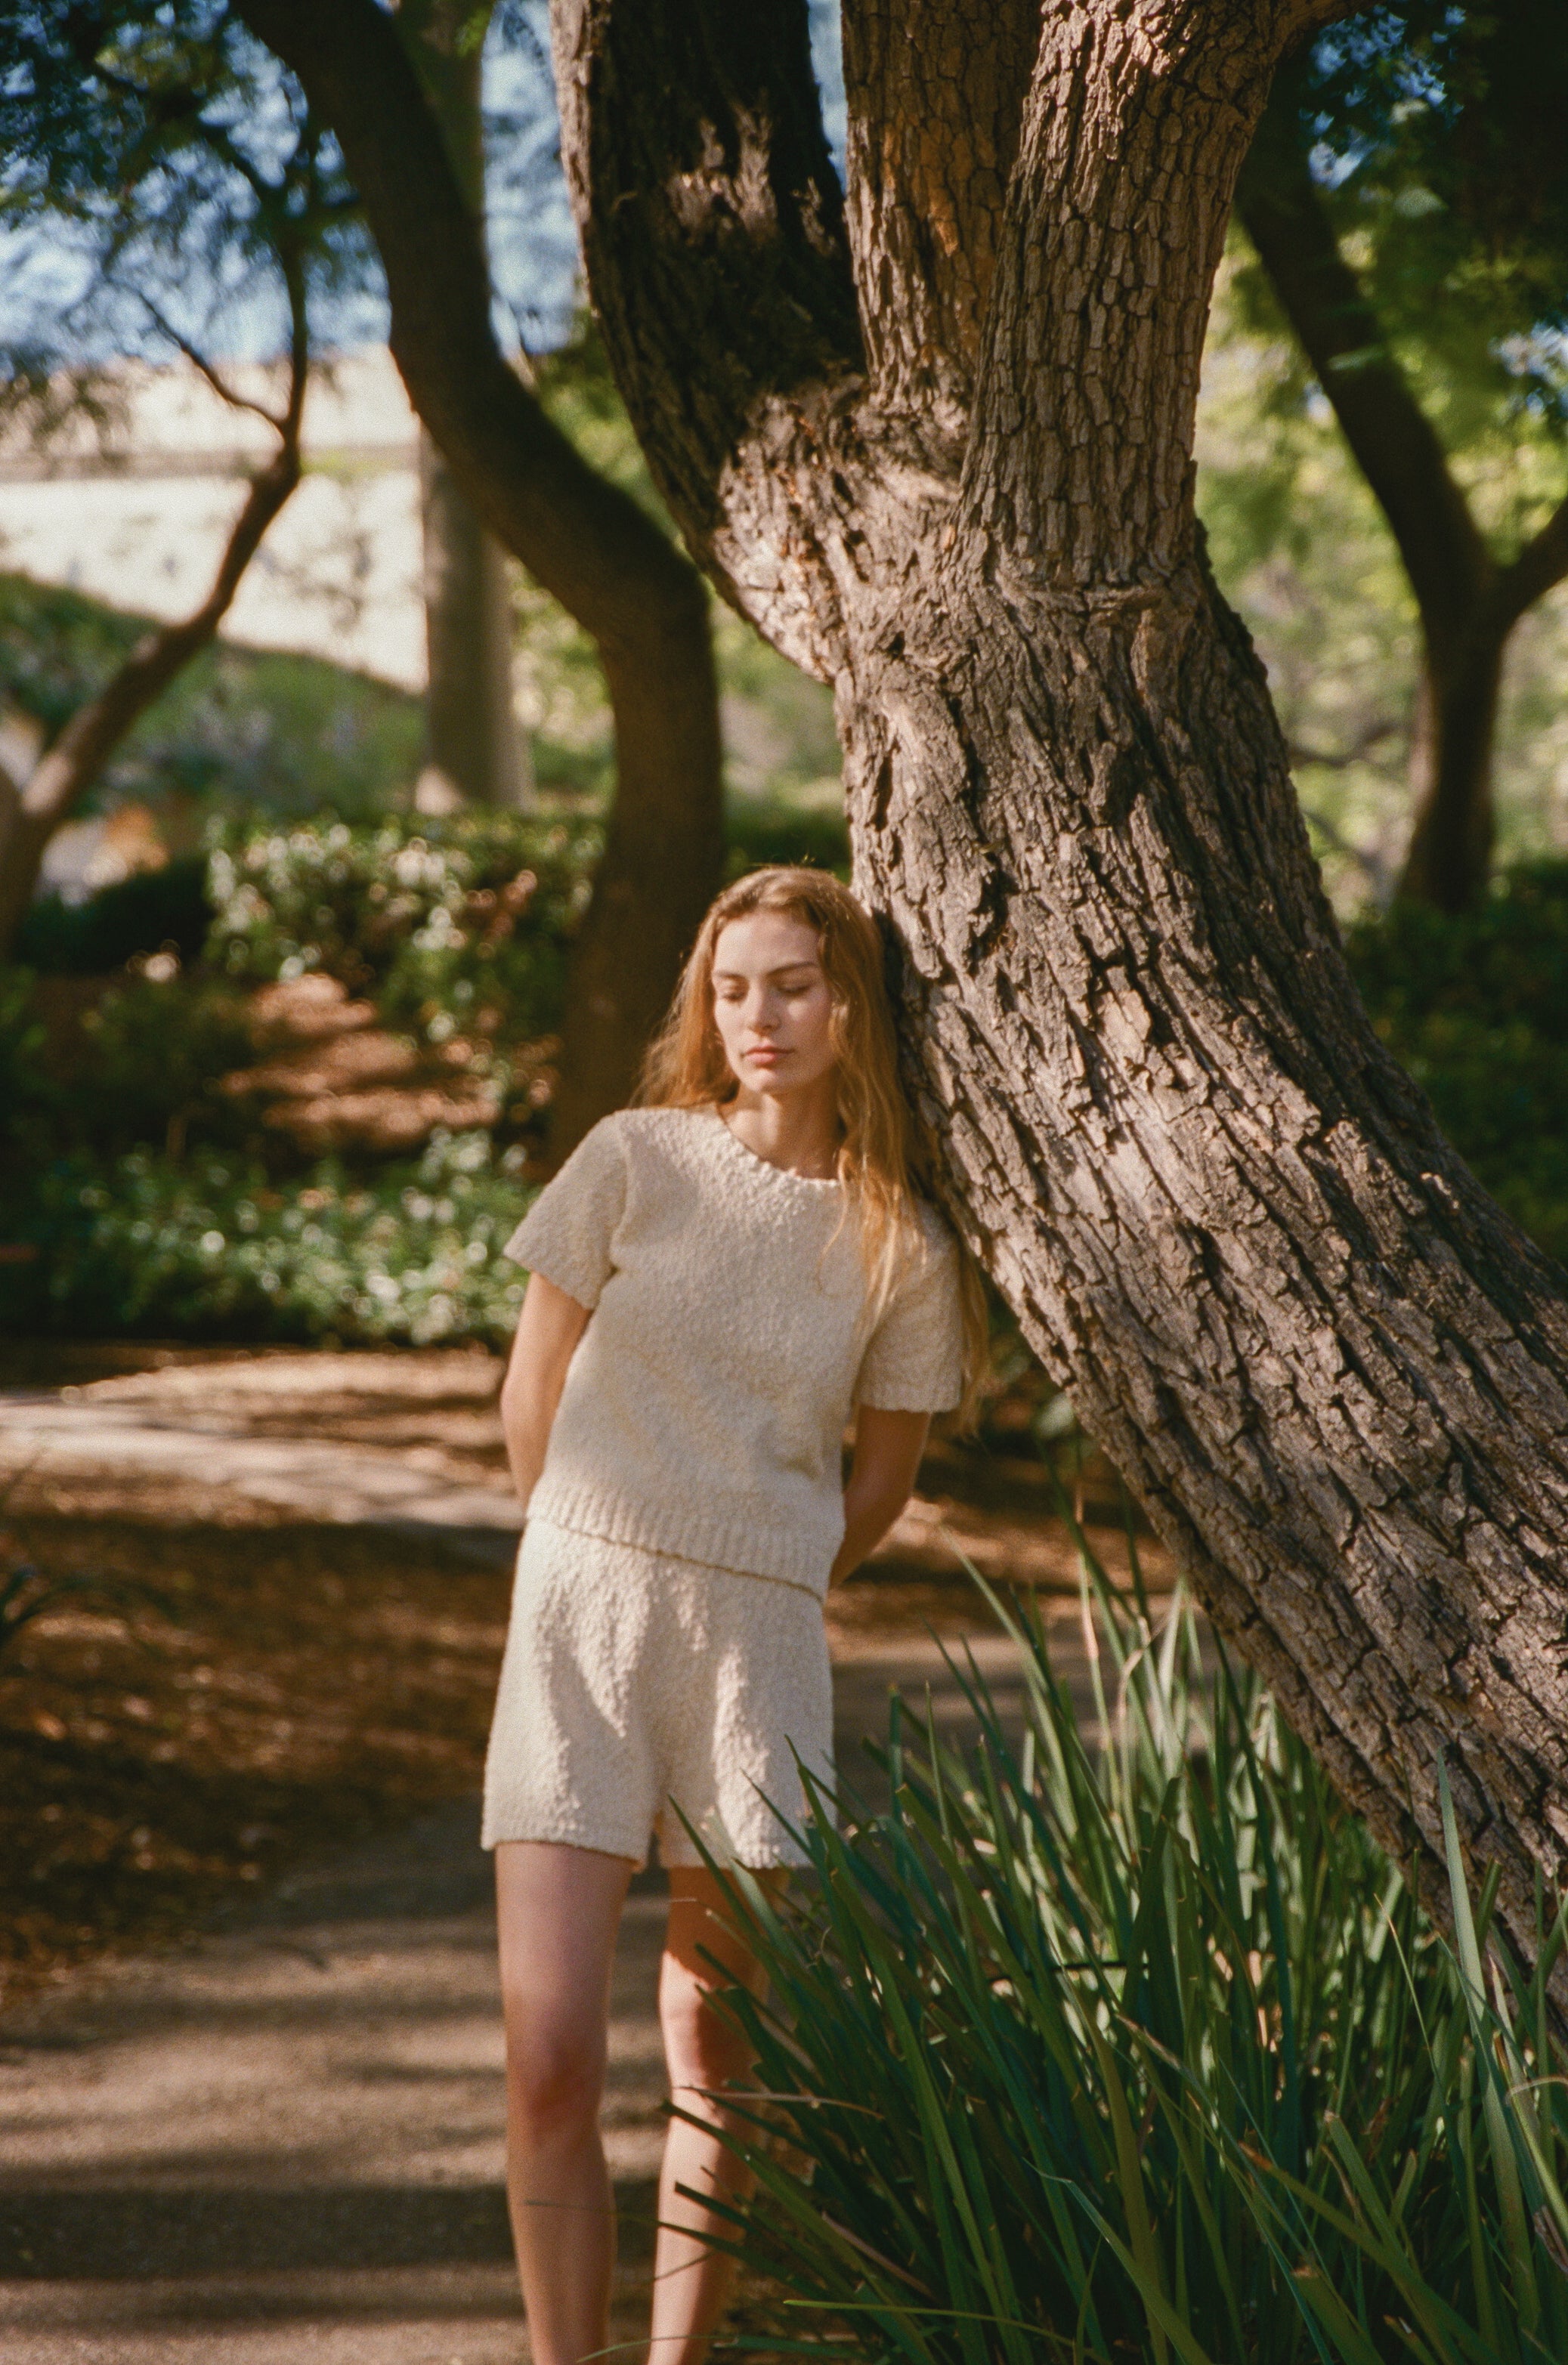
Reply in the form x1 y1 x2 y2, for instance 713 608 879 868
505 2005 605 2146
661 1971 750 2101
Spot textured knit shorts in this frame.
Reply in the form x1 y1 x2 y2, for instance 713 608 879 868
481 1518 834 1869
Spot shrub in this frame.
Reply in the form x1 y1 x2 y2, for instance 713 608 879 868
15 856 215 974
2 1130 533 1346
206 812 599 1043
1347 861 1568 1266
3 966 257 1168
708 1545 1568 2363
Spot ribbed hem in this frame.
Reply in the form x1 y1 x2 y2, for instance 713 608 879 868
525 1476 837 1598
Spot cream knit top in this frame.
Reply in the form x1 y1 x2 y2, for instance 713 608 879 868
503 1105 964 1599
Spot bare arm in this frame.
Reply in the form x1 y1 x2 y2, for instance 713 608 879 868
499 1272 591 1510
829 1406 931 1591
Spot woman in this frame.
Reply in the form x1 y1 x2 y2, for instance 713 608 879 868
486 866 981 2365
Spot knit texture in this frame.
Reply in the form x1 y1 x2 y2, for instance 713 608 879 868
503 1105 963 1597
481 1518 833 1866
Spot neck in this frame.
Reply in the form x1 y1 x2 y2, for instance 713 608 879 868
722 1077 841 1179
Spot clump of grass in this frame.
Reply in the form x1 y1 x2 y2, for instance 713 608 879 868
703 1535 1568 2363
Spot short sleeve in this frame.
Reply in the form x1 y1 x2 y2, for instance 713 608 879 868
854 1220 964 1414
502 1114 628 1311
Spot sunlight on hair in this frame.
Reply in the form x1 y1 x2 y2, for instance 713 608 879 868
639 867 989 1415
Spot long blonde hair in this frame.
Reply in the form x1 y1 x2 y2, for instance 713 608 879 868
639 866 988 1417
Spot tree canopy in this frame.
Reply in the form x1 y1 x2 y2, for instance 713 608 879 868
1238 0 1568 910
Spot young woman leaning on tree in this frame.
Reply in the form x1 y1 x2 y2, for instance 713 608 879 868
484 866 985 2365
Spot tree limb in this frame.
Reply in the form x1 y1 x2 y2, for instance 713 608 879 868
551 0 861 551
118 284 289 430
1490 487 1568 632
239 0 724 657
240 0 728 1152
1235 85 1489 644
840 0 1041 414
0 298 308 954
963 1 1288 578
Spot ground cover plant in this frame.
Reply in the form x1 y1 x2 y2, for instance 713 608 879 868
707 1540 1568 2364
1346 859 1568 1266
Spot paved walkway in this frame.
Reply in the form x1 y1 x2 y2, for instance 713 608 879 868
0 1359 1102 2362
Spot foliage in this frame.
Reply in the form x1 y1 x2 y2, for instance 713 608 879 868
15 855 213 972
0 3 378 404
206 810 597 1040
5 963 258 1171
1298 5 1568 474
1347 859 1568 1264
0 573 426 831
1 1130 533 1347
1195 263 1568 911
707 1545 1568 2364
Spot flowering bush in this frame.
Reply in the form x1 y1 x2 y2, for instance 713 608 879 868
206 812 598 1043
6 1130 533 1347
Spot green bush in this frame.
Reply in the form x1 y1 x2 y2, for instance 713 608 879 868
0 572 424 824
4 968 256 1168
206 811 598 1041
15 855 215 973
2 1130 533 1346
1347 861 1568 1265
709 1547 1568 2363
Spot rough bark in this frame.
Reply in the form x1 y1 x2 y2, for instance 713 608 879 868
553 0 1568 1973
239 0 725 1152
1236 94 1568 915
0 337 305 957
397 0 530 812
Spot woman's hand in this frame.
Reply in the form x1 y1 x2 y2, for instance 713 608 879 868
830 1406 930 1589
499 1272 591 1510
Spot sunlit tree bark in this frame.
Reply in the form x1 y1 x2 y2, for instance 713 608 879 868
552 0 1568 1972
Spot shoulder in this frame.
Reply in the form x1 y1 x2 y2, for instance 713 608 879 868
609 1105 714 1168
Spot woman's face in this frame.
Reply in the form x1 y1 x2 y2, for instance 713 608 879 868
711 910 838 1099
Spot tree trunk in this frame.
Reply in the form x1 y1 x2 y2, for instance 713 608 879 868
552 0 1568 1974
1236 75 1568 917
0 426 302 956
416 425 531 812
240 0 726 1155
1398 627 1507 915
397 1 530 813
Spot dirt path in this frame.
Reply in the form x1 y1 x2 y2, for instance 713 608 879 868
1 1632 1099 2364
0 1347 1124 2362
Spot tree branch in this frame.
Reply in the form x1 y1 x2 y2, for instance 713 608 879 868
1235 85 1489 642
237 0 712 655
550 0 862 564
0 295 309 952
240 0 728 1152
840 0 1041 414
119 285 289 429
1490 487 1568 631
963 0 1288 578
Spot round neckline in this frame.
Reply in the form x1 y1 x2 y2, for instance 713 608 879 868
705 1105 842 1194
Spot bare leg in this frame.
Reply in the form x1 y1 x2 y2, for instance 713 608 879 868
648 1866 784 2365
495 1840 636 2365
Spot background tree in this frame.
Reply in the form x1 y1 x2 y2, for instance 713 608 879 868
1236 2 1568 914
237 0 726 1152
528 0 1568 1980
397 0 531 815
0 7 361 951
